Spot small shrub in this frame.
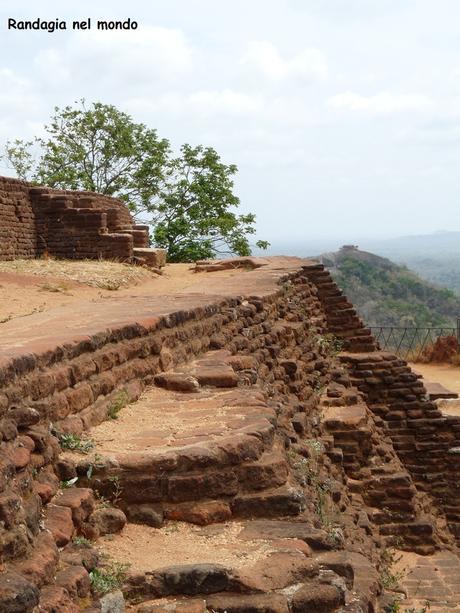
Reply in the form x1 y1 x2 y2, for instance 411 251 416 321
108 475 123 505
58 433 94 454
418 335 458 364
73 536 92 548
315 333 344 356
90 560 130 595
107 390 129 420
380 548 405 590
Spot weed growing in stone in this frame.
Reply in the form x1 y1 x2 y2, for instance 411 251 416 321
312 373 326 394
287 440 323 487
288 442 342 542
314 333 343 356
72 536 92 548
93 490 111 508
281 280 292 293
108 475 123 505
385 601 430 613
380 548 405 591
86 453 105 480
58 432 94 454
89 559 130 595
107 390 129 419
60 477 78 488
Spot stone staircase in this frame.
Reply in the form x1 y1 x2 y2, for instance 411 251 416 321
320 382 442 554
42 348 382 612
62 351 305 527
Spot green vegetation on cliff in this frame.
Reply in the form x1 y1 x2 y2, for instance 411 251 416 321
321 247 460 328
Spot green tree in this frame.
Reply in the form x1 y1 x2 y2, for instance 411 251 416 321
153 144 269 262
5 101 169 206
3 100 268 262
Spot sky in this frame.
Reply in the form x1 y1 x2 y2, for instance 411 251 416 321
1 0 460 248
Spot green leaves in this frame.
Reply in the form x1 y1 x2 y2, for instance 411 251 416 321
3 100 269 262
151 143 268 261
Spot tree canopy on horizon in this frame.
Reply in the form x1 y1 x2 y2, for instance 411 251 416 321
3 100 269 262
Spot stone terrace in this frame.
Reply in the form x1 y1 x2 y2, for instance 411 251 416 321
1 256 460 611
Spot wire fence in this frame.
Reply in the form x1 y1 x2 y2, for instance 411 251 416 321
369 321 460 361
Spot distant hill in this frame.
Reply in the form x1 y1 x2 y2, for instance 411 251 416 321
319 246 460 328
257 232 460 296
361 231 460 296
362 231 460 258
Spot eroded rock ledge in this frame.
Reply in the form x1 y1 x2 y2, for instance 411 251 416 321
0 257 459 612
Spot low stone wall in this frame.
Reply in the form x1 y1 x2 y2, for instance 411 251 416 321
0 175 149 261
0 262 334 609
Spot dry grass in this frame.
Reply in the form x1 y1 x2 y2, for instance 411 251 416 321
0 258 153 290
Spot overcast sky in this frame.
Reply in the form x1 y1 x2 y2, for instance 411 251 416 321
1 0 460 247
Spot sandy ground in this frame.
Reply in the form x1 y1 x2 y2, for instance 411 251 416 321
410 362 460 416
98 521 274 572
410 362 460 396
0 261 239 324
65 387 245 456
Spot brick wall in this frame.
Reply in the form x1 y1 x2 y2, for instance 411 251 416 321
0 260 457 609
303 262 460 547
0 177 37 260
0 176 149 261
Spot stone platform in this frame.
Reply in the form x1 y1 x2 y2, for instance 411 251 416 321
0 257 306 376
424 380 459 400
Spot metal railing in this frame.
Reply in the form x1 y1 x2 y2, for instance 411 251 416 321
370 320 460 361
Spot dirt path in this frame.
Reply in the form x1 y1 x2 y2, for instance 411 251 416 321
409 362 460 416
0 262 245 324
410 362 460 395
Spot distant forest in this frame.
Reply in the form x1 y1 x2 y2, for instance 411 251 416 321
396 256 460 297
320 247 460 328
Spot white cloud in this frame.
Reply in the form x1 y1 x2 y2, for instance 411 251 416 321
243 41 327 81
73 26 193 78
0 70 43 141
327 91 434 115
34 49 71 82
125 90 323 129
0 69 41 115
126 89 263 117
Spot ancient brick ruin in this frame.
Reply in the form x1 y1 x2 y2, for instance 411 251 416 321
0 175 151 262
1 251 460 608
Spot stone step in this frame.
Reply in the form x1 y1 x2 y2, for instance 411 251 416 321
94 518 356 609
60 355 300 523
230 483 306 518
133 247 166 268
